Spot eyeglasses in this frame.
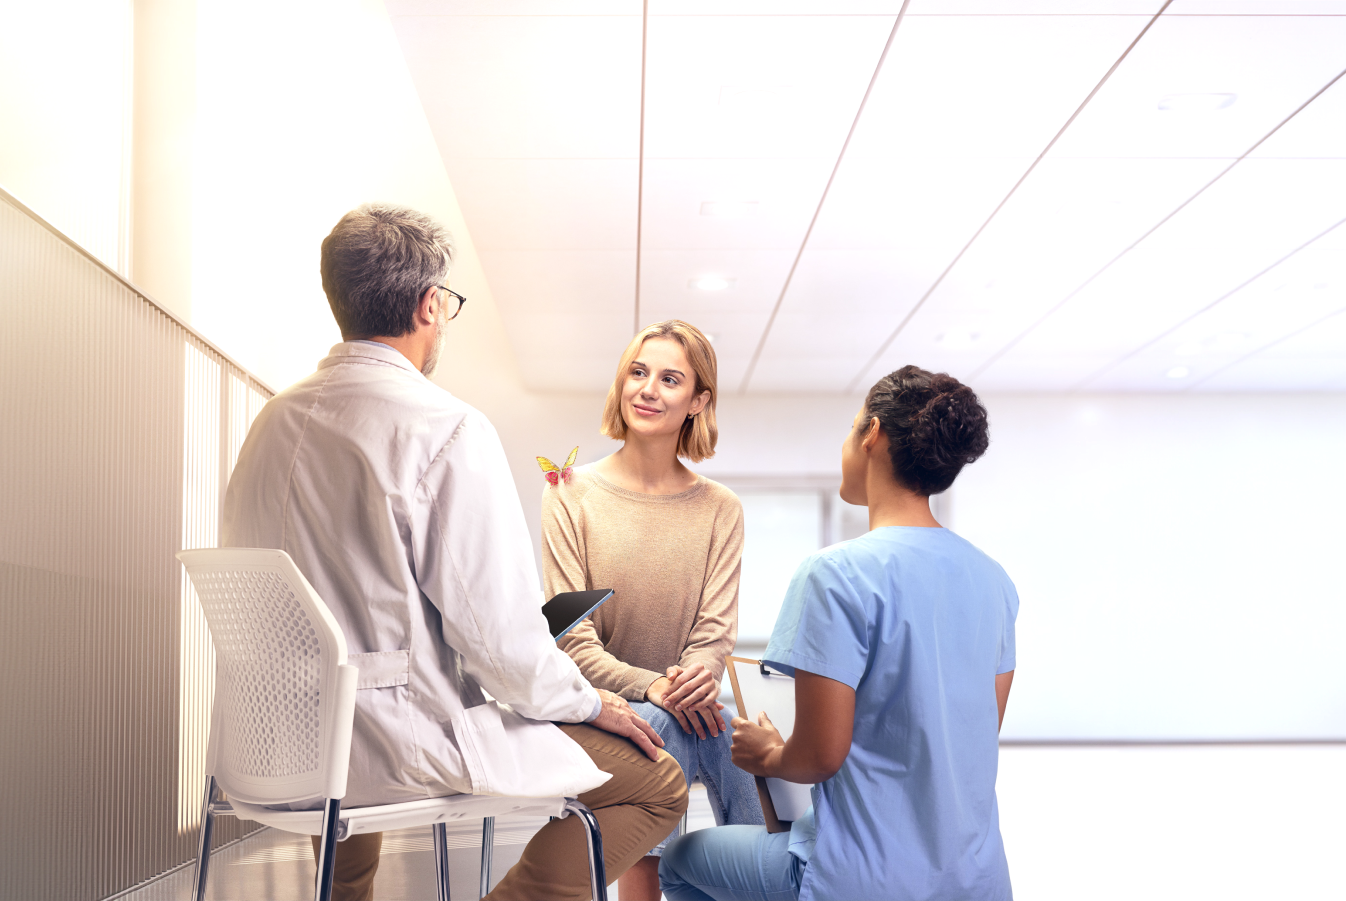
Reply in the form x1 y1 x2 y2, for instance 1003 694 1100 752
435 286 467 321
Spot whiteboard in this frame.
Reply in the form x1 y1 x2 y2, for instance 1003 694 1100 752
726 657 815 824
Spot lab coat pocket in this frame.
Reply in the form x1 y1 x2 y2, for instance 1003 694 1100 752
451 700 610 798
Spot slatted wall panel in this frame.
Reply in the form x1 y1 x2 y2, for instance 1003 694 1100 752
0 187 272 900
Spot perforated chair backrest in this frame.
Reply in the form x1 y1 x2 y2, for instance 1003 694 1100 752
178 547 358 805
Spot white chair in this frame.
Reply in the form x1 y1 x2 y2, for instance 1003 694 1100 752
178 547 608 901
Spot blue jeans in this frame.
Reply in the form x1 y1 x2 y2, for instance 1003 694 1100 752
660 826 805 901
629 701 764 855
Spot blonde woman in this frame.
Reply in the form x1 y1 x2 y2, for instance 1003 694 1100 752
543 320 763 901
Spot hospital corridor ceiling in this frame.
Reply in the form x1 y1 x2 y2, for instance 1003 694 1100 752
389 1 1346 394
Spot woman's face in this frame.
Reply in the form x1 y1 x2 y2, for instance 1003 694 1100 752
839 405 870 506
620 337 710 442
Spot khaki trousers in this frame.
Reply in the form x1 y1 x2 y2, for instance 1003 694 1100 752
309 722 688 901
309 832 381 901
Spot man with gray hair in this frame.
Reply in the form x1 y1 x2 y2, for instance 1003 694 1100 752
223 203 687 900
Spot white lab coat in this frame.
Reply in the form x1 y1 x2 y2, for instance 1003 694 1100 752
221 341 607 807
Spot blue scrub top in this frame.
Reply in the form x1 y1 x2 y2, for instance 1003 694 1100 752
764 526 1018 901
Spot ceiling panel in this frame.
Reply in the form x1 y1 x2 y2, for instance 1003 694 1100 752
641 15 893 160
1084 222 1346 389
1047 15 1346 159
1249 68 1346 158
1197 312 1346 391
751 12 1150 390
805 157 1035 252
442 159 638 252
851 156 1231 387
842 14 1155 161
997 159 1346 385
388 1 639 14
1167 1 1346 13
906 0 1163 11
649 0 903 13
638 158 834 251
392 13 641 159
475 250 636 318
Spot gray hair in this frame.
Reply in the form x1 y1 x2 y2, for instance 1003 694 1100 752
320 203 455 339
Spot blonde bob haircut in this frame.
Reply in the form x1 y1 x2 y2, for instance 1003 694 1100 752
601 320 719 462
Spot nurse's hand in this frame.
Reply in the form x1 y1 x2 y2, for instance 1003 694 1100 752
729 712 786 778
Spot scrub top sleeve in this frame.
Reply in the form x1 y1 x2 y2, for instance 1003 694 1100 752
763 554 869 690
997 582 1019 675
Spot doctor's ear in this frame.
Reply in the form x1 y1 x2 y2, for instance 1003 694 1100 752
416 285 441 324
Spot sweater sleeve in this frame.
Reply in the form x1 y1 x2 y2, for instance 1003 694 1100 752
677 494 743 680
542 483 664 700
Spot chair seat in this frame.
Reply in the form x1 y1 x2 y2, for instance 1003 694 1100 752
228 794 569 840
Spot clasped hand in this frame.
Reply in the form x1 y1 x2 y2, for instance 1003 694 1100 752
647 662 726 739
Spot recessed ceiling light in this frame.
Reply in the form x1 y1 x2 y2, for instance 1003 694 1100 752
1157 93 1237 112
690 277 734 291
700 201 758 219
936 329 980 350
1166 366 1191 379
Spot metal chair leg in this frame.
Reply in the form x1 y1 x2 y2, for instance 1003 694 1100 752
433 822 452 901
191 776 218 901
314 799 342 901
478 816 495 899
565 800 607 901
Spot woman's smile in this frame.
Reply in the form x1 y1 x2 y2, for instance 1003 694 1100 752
632 403 662 416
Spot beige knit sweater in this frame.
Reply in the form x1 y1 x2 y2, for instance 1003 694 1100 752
542 466 743 700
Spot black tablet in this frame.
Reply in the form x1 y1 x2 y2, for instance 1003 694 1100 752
542 589 613 640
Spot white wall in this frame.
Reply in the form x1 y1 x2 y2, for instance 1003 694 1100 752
0 1 131 273
955 394 1346 741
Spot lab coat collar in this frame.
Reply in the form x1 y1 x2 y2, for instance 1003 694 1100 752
319 341 425 377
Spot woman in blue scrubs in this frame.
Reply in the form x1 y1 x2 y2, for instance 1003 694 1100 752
660 365 1018 901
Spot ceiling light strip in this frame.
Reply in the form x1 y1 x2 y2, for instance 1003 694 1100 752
971 63 1346 386
1069 214 1346 393
843 0 1175 395
634 0 649 337
1182 304 1346 394
736 0 912 395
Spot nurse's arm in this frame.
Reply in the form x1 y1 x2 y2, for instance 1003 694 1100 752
996 670 1014 732
730 670 855 784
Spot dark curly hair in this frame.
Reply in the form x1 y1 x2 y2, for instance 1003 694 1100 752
862 365 989 496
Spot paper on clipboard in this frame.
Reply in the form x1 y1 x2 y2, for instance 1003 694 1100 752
725 655 815 833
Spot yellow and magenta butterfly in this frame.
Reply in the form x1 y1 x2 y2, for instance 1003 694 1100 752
536 446 579 487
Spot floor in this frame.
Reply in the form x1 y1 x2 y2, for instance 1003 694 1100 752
121 745 1345 901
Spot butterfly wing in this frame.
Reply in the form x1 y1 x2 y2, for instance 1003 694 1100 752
536 456 559 474
564 446 579 469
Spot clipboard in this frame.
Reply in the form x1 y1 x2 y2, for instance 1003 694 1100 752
725 655 815 834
